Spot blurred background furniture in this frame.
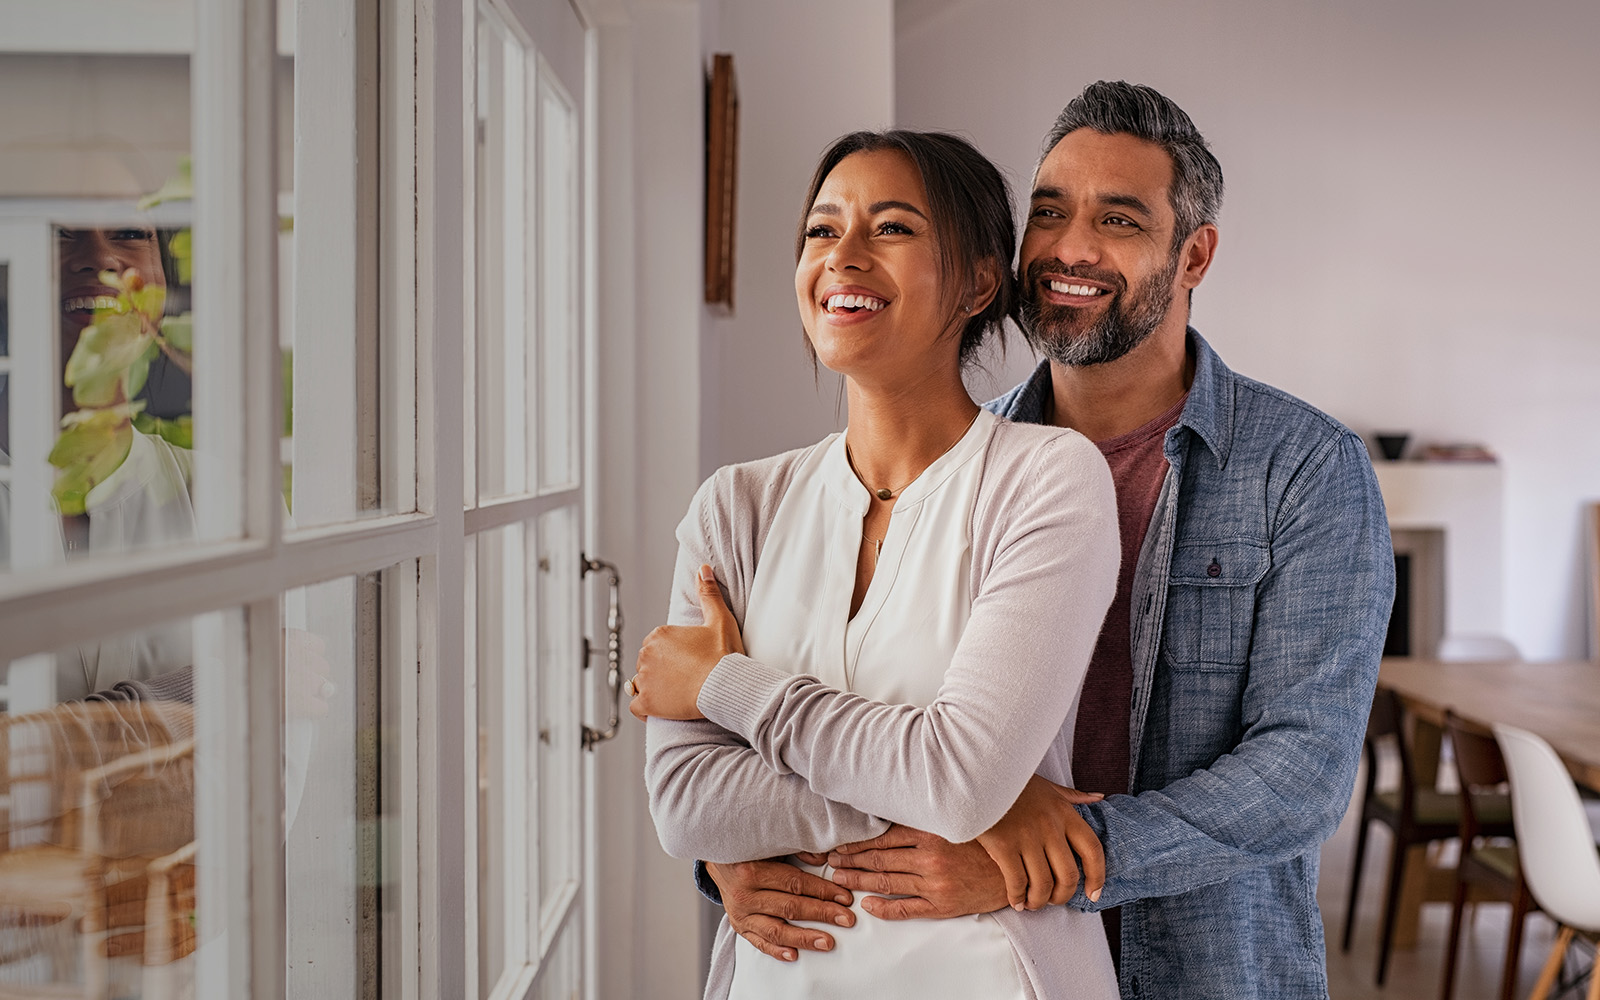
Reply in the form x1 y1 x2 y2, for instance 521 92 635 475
1438 710 1535 1000
1344 688 1511 984
0 701 195 999
1494 724 1600 1000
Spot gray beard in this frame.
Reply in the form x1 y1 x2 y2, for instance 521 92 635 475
1019 249 1180 368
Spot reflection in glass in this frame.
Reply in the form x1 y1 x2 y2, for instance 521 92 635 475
0 609 231 998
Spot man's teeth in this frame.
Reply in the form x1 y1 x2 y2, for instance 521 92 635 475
825 293 887 312
1047 281 1106 297
64 296 122 313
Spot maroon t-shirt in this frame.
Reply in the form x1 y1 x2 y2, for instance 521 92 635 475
1074 392 1187 963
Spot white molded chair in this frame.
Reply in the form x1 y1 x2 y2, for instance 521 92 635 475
1493 724 1600 1000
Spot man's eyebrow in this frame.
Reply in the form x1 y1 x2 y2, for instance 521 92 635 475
1029 186 1158 219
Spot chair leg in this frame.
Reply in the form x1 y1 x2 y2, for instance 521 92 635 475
1498 886 1532 1000
1344 814 1372 952
1377 834 1408 985
1439 877 1469 1000
1586 936 1600 1000
1529 925 1576 1000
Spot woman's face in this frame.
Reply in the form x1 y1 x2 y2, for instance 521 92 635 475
795 149 962 385
57 226 166 335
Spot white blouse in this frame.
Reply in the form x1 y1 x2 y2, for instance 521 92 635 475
727 409 1028 1000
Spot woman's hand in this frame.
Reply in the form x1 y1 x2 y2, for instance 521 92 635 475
974 775 1106 911
629 565 746 720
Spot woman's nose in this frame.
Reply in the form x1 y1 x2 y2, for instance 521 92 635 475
61 230 121 275
826 227 871 271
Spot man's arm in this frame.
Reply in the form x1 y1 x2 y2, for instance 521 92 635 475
1075 431 1391 907
834 431 1392 914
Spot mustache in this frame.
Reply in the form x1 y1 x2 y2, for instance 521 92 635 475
1021 259 1127 296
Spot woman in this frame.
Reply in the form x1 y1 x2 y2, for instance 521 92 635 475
632 130 1121 999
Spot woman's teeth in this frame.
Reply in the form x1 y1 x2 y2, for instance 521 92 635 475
825 293 887 313
1047 281 1106 297
64 296 123 313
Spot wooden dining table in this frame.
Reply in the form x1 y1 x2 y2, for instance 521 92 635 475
1373 657 1600 946
1378 657 1600 790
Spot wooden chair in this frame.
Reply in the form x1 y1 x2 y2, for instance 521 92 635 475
1342 688 1513 984
0 701 195 998
1439 710 1535 1000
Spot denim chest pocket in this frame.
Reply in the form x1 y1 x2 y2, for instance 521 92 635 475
1162 538 1270 670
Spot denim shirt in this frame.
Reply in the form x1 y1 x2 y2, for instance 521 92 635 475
987 329 1394 1000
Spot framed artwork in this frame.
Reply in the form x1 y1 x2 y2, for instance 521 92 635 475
704 53 738 310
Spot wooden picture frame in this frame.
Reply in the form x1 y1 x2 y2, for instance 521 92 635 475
704 53 738 310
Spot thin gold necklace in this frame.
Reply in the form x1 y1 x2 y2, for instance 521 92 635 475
845 409 982 502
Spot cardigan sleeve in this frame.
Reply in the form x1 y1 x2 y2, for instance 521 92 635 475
644 468 891 861
695 428 1119 844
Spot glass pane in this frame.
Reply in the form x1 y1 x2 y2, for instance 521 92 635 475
0 607 240 997
474 9 533 502
0 26 242 576
475 521 530 997
537 76 578 493
284 566 404 1000
284 3 393 530
536 506 579 926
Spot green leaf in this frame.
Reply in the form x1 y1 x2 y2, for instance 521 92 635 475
161 313 194 353
136 157 193 211
282 348 295 436
128 281 166 322
65 313 156 406
49 416 135 515
169 228 193 284
125 340 160 399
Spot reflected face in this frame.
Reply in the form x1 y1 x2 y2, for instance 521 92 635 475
57 226 166 335
1017 130 1184 367
795 149 960 383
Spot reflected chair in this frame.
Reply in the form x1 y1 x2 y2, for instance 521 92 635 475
1494 724 1600 1000
0 701 195 999
1438 710 1535 1000
1342 688 1513 985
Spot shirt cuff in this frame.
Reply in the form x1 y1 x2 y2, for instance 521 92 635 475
696 653 794 740
694 859 723 906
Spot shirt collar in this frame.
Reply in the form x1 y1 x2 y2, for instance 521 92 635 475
990 327 1235 469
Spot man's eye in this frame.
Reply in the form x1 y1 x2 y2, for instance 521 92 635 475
1104 216 1137 228
804 225 836 239
1030 206 1062 219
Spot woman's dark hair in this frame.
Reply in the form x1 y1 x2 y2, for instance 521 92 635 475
796 130 1015 368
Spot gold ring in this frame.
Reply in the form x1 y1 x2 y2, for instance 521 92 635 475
626 677 639 697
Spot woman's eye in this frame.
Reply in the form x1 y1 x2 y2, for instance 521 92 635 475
113 228 155 241
804 225 836 239
878 221 913 236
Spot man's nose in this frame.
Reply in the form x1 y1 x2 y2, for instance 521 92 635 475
1034 215 1102 268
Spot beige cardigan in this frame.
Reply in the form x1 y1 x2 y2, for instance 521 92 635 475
646 417 1122 1000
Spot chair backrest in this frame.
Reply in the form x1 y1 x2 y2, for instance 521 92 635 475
1444 709 1506 840
1493 724 1600 931
1438 634 1522 663
1364 688 1419 812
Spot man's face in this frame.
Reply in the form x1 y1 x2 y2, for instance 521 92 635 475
1017 130 1184 367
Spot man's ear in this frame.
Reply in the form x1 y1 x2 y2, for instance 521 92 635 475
1178 224 1219 291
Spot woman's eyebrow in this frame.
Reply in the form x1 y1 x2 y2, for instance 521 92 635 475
807 201 929 220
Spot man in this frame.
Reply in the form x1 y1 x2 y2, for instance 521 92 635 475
701 81 1394 998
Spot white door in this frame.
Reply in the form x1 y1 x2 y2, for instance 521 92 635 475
467 2 602 998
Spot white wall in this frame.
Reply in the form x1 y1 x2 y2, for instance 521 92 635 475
896 0 1600 660
698 0 895 476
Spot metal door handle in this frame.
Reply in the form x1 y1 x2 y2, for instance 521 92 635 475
581 554 623 750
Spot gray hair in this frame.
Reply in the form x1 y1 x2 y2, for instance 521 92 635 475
1038 81 1224 245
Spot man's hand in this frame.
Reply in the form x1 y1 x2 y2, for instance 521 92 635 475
826 826 1009 919
828 776 1108 918
706 859 855 962
630 565 746 721
975 775 1105 910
